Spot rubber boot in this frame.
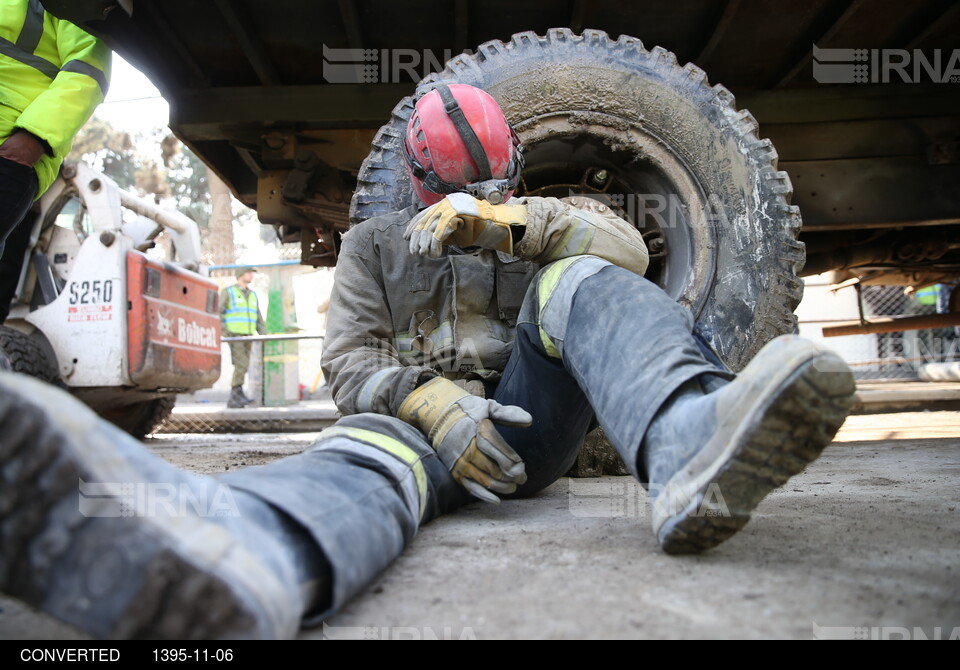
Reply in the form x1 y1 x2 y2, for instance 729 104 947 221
0 372 328 639
641 335 856 554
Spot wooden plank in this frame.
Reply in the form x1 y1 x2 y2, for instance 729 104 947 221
762 115 960 161
851 381 960 415
171 84 413 129
774 0 867 88
693 0 742 66
781 156 960 228
739 84 960 124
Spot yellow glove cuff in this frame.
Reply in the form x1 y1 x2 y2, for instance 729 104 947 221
475 202 527 227
449 203 526 255
397 376 469 435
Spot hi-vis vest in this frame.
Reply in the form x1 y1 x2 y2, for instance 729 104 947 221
223 286 260 335
0 0 111 196
915 284 941 307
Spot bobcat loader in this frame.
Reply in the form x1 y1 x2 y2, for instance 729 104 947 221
0 161 221 437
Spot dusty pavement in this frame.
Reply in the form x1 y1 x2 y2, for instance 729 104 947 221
2 411 959 640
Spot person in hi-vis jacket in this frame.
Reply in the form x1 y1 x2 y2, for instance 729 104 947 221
0 0 111 323
220 266 266 408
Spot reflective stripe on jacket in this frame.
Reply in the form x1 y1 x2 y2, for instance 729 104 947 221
222 285 261 335
321 195 650 417
0 0 111 195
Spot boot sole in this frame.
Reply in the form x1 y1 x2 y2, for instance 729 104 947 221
653 342 856 555
0 373 298 639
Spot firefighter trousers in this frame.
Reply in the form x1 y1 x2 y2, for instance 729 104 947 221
222 256 728 623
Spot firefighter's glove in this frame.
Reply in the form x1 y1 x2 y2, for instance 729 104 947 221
404 192 526 258
398 376 530 503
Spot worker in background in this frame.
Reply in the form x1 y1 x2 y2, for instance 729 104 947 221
220 266 266 408
914 283 959 352
938 282 960 338
913 283 941 310
0 84 856 640
0 0 111 323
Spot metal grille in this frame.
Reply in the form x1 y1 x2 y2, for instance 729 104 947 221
799 280 960 381
153 334 337 435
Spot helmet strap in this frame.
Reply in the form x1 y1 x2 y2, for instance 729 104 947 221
434 84 493 181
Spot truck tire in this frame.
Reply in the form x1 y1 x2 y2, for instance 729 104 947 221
0 326 59 383
101 396 177 440
350 28 804 372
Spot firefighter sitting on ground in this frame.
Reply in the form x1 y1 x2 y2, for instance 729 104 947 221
220 266 266 408
0 84 856 640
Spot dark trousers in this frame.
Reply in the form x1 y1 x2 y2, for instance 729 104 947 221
228 339 253 387
0 157 38 322
0 156 37 248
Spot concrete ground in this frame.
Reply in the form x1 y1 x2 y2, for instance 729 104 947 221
2 410 959 640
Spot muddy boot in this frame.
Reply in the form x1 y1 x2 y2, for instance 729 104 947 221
641 335 856 555
0 372 326 639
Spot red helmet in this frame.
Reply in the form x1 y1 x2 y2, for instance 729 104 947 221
403 83 523 206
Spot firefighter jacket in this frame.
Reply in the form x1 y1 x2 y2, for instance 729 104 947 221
321 196 650 418
0 0 111 196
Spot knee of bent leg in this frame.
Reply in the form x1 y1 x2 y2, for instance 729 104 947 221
309 413 435 521
519 255 614 359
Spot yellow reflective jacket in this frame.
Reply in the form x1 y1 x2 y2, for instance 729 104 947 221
0 0 111 196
